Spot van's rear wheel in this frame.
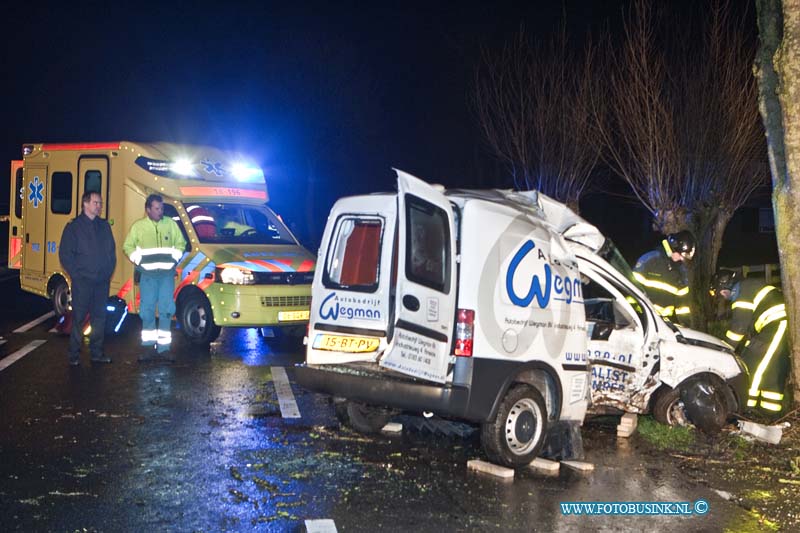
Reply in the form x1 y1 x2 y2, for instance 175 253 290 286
481 385 548 467
177 292 221 345
342 401 392 434
50 278 70 316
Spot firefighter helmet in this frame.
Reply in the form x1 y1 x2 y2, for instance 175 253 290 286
712 269 739 293
667 231 696 259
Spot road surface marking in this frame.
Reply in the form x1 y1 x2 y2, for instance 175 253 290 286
304 519 338 533
0 339 6 346
13 311 56 333
0 340 47 372
272 366 301 419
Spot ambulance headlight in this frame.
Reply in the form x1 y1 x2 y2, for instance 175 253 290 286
217 267 255 285
230 163 264 182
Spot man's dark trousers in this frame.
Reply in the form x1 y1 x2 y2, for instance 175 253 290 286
68 278 110 362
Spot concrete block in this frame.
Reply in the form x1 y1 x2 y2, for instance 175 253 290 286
617 427 635 438
562 460 595 473
381 422 403 433
617 413 638 437
618 413 638 428
530 457 560 473
467 459 515 479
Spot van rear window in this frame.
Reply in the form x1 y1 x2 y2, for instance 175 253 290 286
324 217 383 291
406 197 450 294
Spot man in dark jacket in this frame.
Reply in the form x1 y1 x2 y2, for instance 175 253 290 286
59 191 117 366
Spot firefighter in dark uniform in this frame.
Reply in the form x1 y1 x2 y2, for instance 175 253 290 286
713 269 789 414
633 231 695 323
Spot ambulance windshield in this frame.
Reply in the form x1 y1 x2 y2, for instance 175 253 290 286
184 202 295 245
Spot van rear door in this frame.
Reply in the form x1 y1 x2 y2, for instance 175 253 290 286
379 171 457 384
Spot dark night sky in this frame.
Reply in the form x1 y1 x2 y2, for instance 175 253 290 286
2 0 771 262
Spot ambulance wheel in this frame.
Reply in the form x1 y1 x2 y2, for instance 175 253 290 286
50 278 70 316
653 387 691 427
481 385 548 467
343 401 392 434
177 292 221 345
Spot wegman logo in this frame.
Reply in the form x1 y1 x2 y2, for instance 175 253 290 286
506 240 582 308
319 293 382 321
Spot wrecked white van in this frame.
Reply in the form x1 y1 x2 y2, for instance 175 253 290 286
294 171 747 467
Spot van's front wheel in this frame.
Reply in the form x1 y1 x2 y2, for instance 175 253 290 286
481 385 548 467
177 292 221 345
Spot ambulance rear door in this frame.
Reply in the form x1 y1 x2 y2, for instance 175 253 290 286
22 164 47 275
8 161 23 268
379 170 457 384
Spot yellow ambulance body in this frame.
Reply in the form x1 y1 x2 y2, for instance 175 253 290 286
7 141 314 344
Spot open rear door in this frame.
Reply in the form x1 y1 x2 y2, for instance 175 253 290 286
7 161 23 268
379 170 457 384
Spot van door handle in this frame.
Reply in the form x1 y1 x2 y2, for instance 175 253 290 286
402 295 420 312
25 233 29 243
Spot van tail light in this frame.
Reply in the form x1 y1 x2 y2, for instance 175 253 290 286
454 308 475 357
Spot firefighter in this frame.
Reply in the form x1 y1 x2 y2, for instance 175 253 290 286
633 230 695 323
123 194 187 361
712 269 789 414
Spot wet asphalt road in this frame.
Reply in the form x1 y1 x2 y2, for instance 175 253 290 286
0 275 773 532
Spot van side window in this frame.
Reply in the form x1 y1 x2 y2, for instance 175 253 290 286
324 217 383 291
406 196 450 294
51 172 73 215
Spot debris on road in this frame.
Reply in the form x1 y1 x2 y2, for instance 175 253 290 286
738 420 786 445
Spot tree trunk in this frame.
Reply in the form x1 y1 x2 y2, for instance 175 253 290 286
688 209 733 332
756 0 800 403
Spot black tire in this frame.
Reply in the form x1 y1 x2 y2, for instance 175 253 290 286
652 387 691 427
481 385 548 467
177 292 221 345
654 380 729 433
343 401 392 434
50 277 70 316
334 401 350 426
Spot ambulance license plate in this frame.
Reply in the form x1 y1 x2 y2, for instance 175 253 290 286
313 334 380 353
278 310 310 322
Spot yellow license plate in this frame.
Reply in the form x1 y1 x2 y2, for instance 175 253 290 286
313 334 380 353
278 310 310 322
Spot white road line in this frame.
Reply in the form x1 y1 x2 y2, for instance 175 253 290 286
304 519 338 533
0 340 47 372
272 366 301 419
13 311 56 333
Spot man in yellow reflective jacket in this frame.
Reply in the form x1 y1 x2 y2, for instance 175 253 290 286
124 194 187 361
633 231 695 324
713 269 789 415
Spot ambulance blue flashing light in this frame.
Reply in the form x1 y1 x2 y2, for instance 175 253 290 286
231 162 264 182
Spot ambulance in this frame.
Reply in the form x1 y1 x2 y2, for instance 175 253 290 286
8 141 314 344
294 171 747 467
